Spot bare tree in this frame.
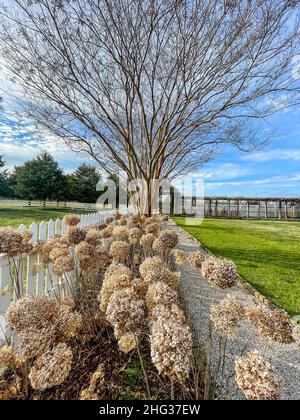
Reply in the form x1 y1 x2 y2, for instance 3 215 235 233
0 0 299 214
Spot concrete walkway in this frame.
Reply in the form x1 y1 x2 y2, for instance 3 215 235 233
168 222 300 400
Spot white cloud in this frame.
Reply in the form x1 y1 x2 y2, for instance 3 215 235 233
242 148 300 162
206 172 300 188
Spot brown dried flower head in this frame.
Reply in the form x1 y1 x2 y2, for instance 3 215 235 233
210 295 245 338
109 240 130 261
64 227 87 245
128 227 142 245
152 237 166 254
63 214 81 227
106 286 145 338
0 345 25 369
118 332 137 353
0 227 30 257
247 306 295 344
172 249 185 265
158 230 178 249
85 229 102 246
140 233 155 248
52 255 75 276
106 217 114 224
146 281 178 311
150 303 192 383
99 263 132 312
101 225 114 238
235 350 282 400
201 257 237 289
188 249 208 268
80 363 105 400
29 343 73 391
145 223 160 235
139 256 163 279
112 226 129 241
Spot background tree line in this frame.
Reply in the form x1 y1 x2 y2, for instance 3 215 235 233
0 152 101 203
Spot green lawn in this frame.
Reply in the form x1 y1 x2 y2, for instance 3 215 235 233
0 207 85 228
173 217 300 316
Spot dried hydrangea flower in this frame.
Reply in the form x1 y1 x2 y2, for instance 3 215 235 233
139 256 163 278
143 265 180 290
99 263 132 312
172 249 185 265
140 233 155 248
152 238 166 253
80 363 105 400
128 214 141 226
235 350 282 400
150 303 192 383
118 332 137 353
109 240 130 261
16 326 57 359
106 286 145 338
146 281 178 311
49 245 70 262
158 230 178 249
63 214 81 227
52 255 75 276
160 215 169 222
128 227 142 245
106 217 114 224
76 241 95 257
247 306 295 343
0 227 28 256
112 226 129 241
118 217 127 226
64 227 87 245
54 304 83 342
201 257 237 289
85 229 102 246
101 225 114 238
29 343 73 391
145 223 160 235
7 296 61 332
210 295 245 338
0 345 25 369
188 249 208 268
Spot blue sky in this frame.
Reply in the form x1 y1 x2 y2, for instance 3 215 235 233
1 81 300 198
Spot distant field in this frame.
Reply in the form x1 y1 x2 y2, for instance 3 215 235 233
0 207 85 228
173 217 300 316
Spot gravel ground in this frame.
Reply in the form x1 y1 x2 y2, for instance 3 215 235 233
167 222 300 400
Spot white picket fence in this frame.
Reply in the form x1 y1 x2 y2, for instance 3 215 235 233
0 211 110 345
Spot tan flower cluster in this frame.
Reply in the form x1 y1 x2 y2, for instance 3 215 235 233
140 233 155 248
98 263 132 312
29 343 73 391
80 363 106 400
0 227 33 257
64 227 87 245
7 296 82 359
118 215 127 226
146 282 178 311
112 226 129 241
52 255 75 276
152 237 166 254
149 303 193 383
106 286 145 339
106 217 114 224
128 227 142 245
76 241 109 271
188 249 208 268
109 240 130 261
201 257 237 289
247 306 295 343
85 229 102 246
117 332 137 353
128 214 141 226
63 214 81 227
0 345 25 369
145 223 160 235
139 256 163 278
160 215 169 222
210 295 245 338
171 249 185 265
158 230 178 249
101 225 114 238
235 350 282 400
